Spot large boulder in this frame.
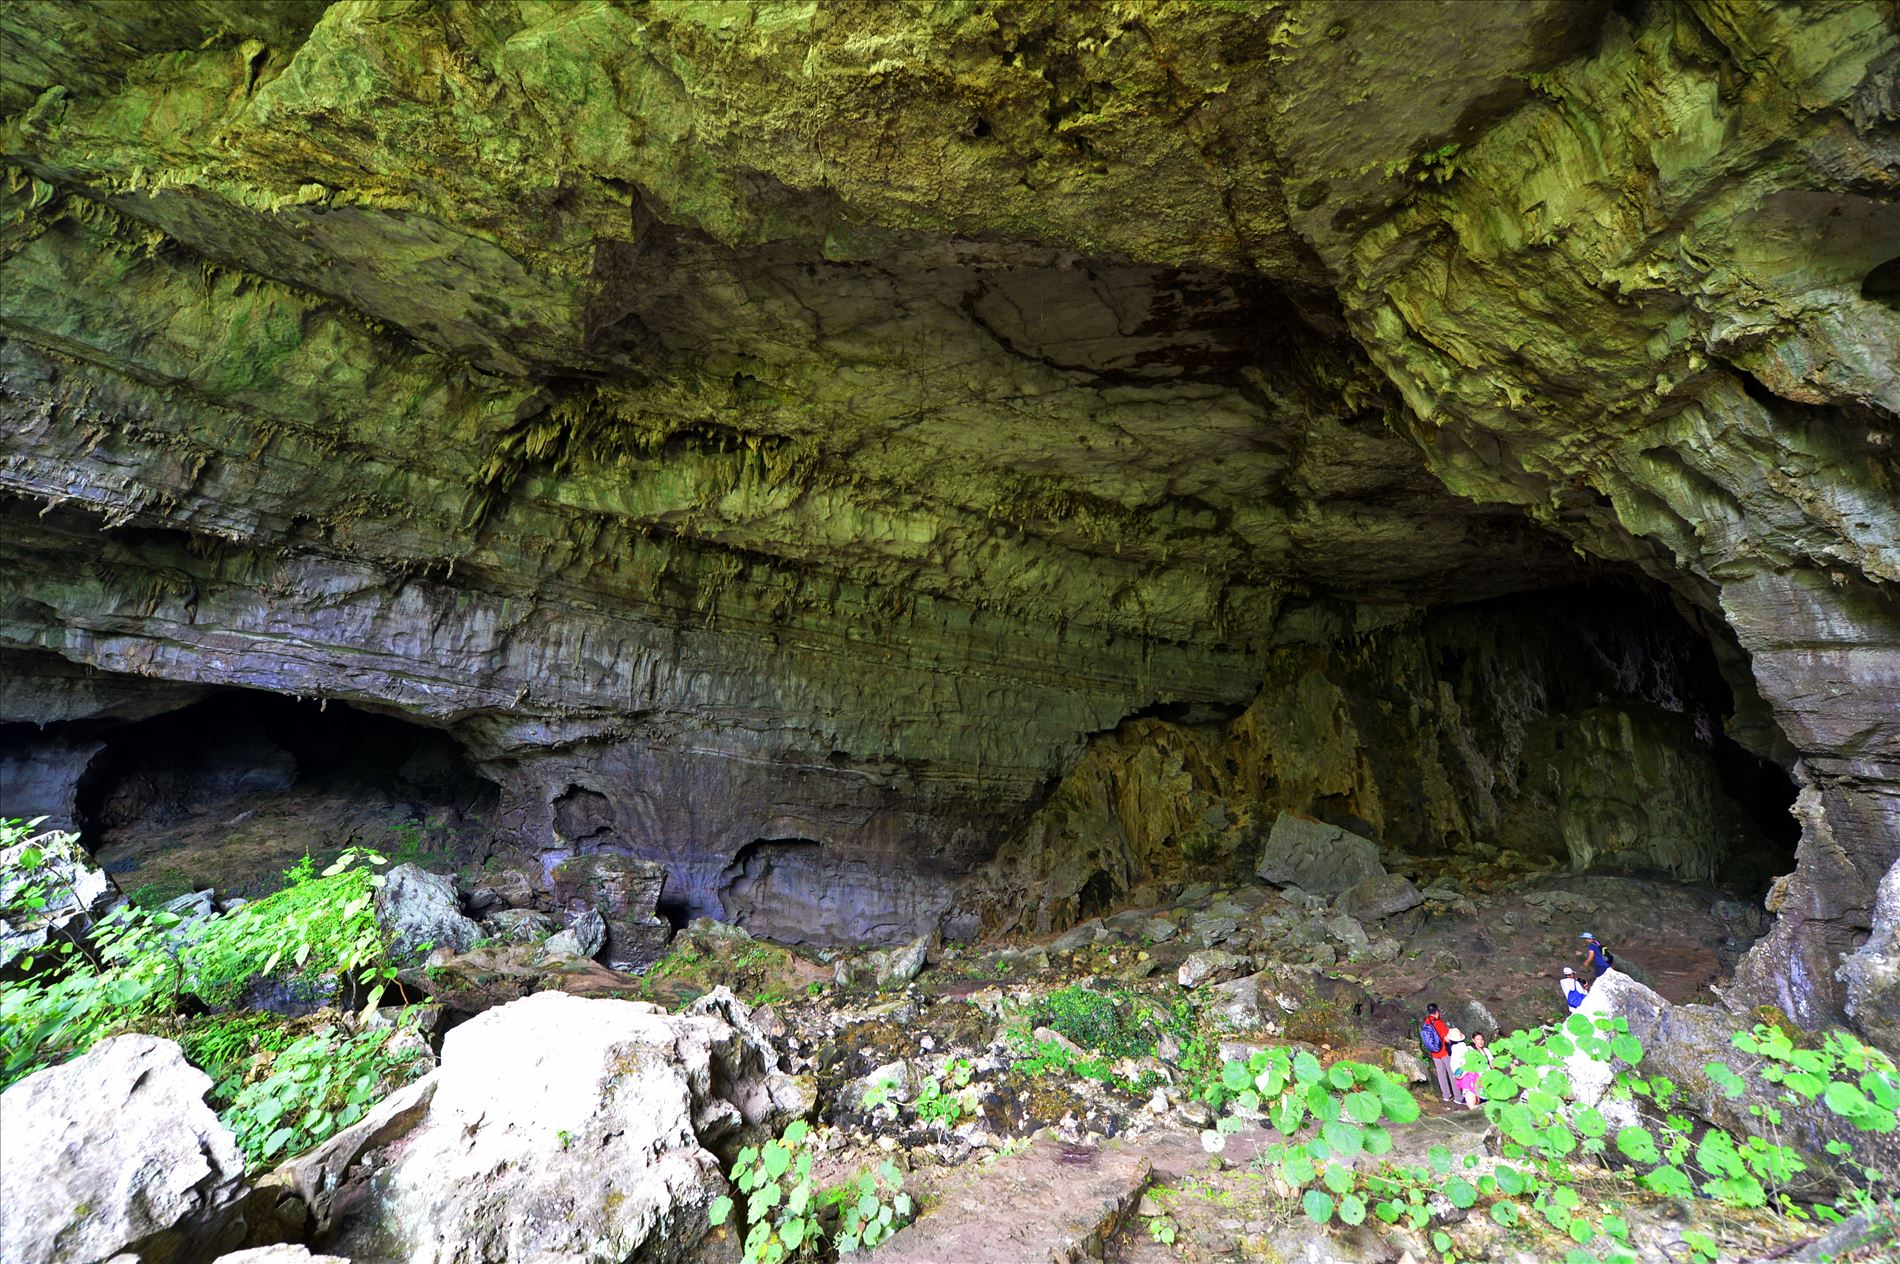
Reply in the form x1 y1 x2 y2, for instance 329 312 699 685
551 852 672 971
374 863 481 961
1342 873 1424 922
0 824 118 973
278 988 809 1262
1255 813 1385 897
0 1035 249 1264
547 905 608 958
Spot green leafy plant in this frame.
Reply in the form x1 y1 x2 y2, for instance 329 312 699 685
914 1074 963 1126
1 820 189 1087
710 1122 914 1262
1147 1212 1178 1245
1034 985 1153 1060
824 1160 912 1254
177 1011 298 1105
859 1069 904 1115
184 847 398 1013
223 1013 425 1170
2 831 405 1091
711 1119 824 1264
1195 1010 1897 1263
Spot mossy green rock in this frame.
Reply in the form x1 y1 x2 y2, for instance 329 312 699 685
0 4 1895 1034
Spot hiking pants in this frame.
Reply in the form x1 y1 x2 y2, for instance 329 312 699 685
1432 1056 1454 1101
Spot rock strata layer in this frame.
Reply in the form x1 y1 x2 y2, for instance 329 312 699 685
0 2 1894 1032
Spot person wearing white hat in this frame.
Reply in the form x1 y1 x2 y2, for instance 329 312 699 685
1560 966 1589 1010
1445 1027 1472 1108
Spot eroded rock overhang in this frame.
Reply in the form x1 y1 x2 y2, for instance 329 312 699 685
0 2 1895 1031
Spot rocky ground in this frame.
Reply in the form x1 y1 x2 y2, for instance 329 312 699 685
2 816 1888 1264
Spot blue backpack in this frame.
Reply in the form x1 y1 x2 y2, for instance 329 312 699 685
1420 1019 1443 1055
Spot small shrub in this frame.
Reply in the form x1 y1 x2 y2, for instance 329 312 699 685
1 835 402 1089
711 1119 825 1263
711 1122 913 1261
223 1013 427 1170
1034 985 1152 1060
178 1011 298 1106
184 847 397 1010
824 1160 911 1254
914 1074 963 1126
0 897 184 1088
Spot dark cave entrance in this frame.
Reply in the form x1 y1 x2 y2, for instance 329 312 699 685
1421 580 1800 901
71 691 498 900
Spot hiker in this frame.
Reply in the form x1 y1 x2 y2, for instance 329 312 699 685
1560 966 1589 1010
1445 1027 1471 1109
1578 931 1616 981
1458 1031 1492 1108
1421 1003 1454 1103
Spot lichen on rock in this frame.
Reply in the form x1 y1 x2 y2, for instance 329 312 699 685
0 1 1894 1043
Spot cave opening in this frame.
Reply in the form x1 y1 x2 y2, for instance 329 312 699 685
71 691 498 901
1861 254 1900 313
1419 580 1800 900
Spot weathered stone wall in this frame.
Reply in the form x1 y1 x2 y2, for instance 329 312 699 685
0 3 1894 1023
961 585 1791 935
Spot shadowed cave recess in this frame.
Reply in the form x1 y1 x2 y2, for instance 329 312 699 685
0 0 1896 1058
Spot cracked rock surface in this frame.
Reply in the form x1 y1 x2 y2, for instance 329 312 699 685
0 3 1895 1033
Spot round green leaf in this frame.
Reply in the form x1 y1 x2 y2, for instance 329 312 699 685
1294 1051 1323 1084
1615 1126 1659 1165
1445 1177 1477 1209
1302 1189 1335 1224
1344 1091 1382 1123
1339 1194 1367 1226
1824 1081 1870 1117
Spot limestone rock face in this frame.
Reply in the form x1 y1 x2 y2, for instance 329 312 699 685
0 2 1895 1033
373 863 481 961
550 852 669 968
0 1035 249 1264
1839 856 1900 1054
1256 815 1384 898
301 989 807 1263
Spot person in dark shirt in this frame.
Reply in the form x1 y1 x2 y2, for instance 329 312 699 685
1421 1003 1454 1103
1578 932 1615 980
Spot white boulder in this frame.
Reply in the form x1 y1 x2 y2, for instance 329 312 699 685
298 988 808 1263
0 1035 249 1264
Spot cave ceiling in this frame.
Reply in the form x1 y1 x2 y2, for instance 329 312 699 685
0 2 1897 1024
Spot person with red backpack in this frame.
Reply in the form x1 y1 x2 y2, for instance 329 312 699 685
1421 1003 1453 1103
